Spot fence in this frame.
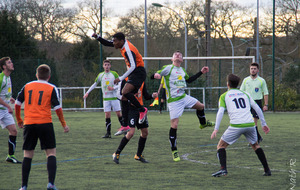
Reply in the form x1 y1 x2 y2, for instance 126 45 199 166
57 86 228 111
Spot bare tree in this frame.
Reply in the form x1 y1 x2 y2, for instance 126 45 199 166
70 0 111 40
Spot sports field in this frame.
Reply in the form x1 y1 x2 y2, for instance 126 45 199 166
0 111 299 190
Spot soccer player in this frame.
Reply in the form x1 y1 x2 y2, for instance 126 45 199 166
210 74 271 177
152 50 215 162
83 60 126 138
157 76 167 114
112 80 158 164
240 63 269 144
0 57 21 164
92 32 148 135
15 64 70 190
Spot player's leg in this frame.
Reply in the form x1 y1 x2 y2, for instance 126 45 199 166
103 111 111 138
122 83 147 124
212 127 241 177
168 99 185 161
251 143 271 176
113 99 129 136
159 89 166 114
6 123 22 163
134 119 149 163
170 118 180 161
21 150 34 189
40 123 57 189
191 100 215 129
246 127 271 176
20 124 38 189
159 98 164 114
113 108 136 164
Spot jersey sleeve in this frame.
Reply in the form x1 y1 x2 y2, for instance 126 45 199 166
51 86 61 110
111 71 119 79
157 65 171 76
240 78 246 91
262 79 269 95
183 68 190 80
218 93 227 108
95 73 103 84
15 85 25 105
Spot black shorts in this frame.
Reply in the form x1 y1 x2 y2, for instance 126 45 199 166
128 106 148 129
23 123 56 150
160 88 166 101
127 67 146 93
251 100 263 119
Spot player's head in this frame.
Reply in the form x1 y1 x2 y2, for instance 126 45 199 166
112 32 125 49
36 64 51 81
227 74 240 88
103 60 111 72
250 62 259 77
0 57 14 72
171 50 183 64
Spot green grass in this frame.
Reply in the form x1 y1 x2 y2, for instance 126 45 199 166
1 111 299 190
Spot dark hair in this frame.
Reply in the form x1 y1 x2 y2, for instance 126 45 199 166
250 62 259 69
112 32 125 41
103 60 111 64
227 74 240 88
0 57 10 70
36 64 51 80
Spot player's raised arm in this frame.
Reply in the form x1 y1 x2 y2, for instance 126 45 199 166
92 33 114 47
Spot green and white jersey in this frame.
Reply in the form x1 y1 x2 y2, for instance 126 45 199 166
219 89 256 128
95 71 119 101
157 64 189 103
0 72 12 109
240 75 268 100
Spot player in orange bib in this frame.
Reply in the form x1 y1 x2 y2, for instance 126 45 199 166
92 32 148 135
15 64 69 190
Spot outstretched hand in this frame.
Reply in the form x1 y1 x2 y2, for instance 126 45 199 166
154 73 161 79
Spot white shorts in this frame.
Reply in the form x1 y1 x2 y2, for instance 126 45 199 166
168 95 198 120
221 126 258 145
0 109 15 129
103 99 121 112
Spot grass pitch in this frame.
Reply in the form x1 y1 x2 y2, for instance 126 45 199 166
0 111 299 190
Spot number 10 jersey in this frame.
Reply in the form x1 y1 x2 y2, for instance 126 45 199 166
219 88 256 128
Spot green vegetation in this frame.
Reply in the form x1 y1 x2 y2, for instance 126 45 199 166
1 111 299 189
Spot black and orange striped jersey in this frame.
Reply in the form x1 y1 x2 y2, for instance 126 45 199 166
95 36 144 81
15 80 61 125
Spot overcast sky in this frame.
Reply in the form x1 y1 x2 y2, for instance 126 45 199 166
63 0 274 16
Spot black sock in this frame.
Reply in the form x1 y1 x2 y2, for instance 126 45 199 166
22 157 32 187
8 135 16 155
47 156 57 185
137 136 147 157
118 116 123 126
196 109 206 125
255 148 270 172
255 126 262 141
169 128 177 151
121 100 129 126
123 93 145 112
116 136 130 154
105 118 111 134
217 148 227 170
160 102 164 112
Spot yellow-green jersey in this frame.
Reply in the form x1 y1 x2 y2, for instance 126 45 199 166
157 64 189 103
0 72 12 110
215 89 266 130
95 71 119 101
240 76 268 100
